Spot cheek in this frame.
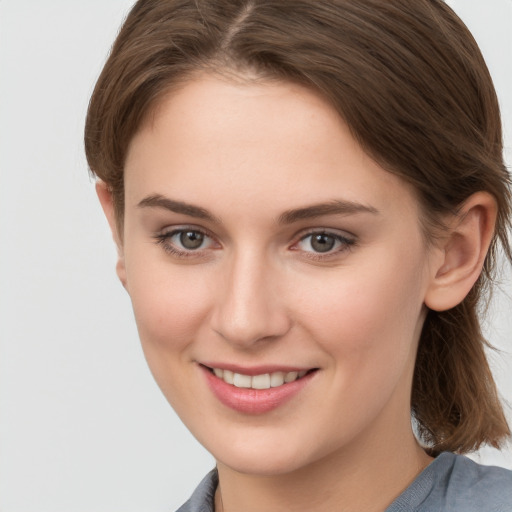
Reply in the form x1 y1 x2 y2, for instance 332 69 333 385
124 251 213 355
124 253 216 415
293 251 427 376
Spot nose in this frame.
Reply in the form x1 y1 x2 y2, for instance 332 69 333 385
210 250 292 349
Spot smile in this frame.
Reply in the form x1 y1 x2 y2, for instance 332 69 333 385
210 367 309 389
201 364 318 414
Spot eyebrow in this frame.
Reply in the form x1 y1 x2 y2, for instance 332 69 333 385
138 194 220 223
278 200 379 224
138 194 379 224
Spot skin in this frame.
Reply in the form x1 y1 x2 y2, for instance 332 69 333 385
98 73 497 512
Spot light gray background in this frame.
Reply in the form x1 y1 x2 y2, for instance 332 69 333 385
0 1 511 511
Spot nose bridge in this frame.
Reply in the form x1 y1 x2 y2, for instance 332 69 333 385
211 246 290 347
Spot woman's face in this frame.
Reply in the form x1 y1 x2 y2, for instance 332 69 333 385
119 74 437 475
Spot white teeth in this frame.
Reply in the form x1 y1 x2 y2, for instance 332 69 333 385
251 373 271 390
212 368 309 389
270 371 285 387
223 369 234 385
233 373 252 388
284 371 298 383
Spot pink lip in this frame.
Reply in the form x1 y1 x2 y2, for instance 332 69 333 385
200 364 317 415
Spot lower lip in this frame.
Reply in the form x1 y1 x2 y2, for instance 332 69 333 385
201 366 316 414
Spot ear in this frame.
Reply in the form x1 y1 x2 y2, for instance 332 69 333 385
96 181 128 289
424 192 497 312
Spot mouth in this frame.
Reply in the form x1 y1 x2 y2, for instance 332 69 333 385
200 363 319 414
203 365 316 390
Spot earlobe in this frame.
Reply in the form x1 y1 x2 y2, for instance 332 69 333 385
424 192 497 312
95 181 128 289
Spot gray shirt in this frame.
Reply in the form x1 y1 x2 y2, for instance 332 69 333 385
176 452 512 511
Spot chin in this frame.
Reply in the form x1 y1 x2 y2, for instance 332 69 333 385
205 432 330 477
217 451 308 476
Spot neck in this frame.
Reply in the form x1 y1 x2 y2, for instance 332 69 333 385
215 420 432 512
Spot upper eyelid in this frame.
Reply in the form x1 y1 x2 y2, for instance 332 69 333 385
154 225 214 240
158 224 210 234
294 227 356 242
157 225 217 242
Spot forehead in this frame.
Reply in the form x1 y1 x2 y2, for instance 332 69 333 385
124 74 420 220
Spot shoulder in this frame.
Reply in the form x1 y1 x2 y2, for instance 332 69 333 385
448 453 512 486
175 469 218 512
443 454 512 511
388 452 512 512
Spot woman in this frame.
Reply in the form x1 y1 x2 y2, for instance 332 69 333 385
85 0 512 510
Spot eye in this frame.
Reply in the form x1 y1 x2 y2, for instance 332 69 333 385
176 230 206 250
294 231 355 256
154 227 217 257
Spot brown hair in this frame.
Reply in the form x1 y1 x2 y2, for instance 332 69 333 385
85 0 512 454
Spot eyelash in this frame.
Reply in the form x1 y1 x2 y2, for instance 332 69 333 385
153 227 216 259
293 230 356 261
153 227 356 260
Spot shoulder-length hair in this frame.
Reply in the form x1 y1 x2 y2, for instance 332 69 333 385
85 0 511 454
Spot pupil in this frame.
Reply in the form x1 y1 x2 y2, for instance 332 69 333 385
311 234 335 253
180 231 204 249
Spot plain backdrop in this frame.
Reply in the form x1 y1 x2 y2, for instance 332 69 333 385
0 1 511 511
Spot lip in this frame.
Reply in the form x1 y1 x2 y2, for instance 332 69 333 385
200 364 318 414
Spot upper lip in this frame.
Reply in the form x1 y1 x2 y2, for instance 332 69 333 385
200 362 316 376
